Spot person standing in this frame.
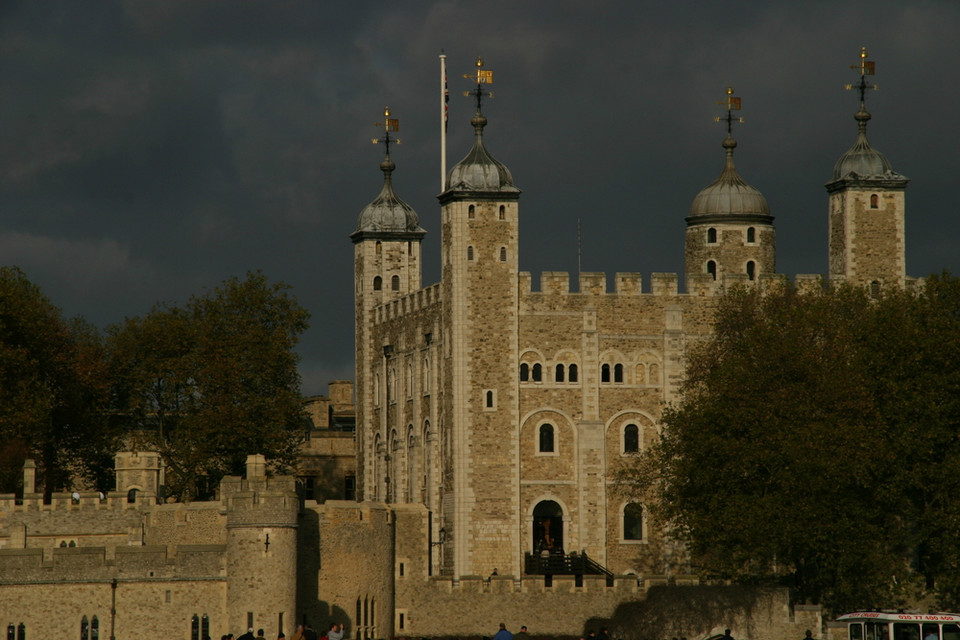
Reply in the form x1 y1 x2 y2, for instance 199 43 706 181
493 623 513 640
328 623 344 640
514 626 530 640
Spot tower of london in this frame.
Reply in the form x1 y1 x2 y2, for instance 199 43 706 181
349 56 911 582
1 51 907 640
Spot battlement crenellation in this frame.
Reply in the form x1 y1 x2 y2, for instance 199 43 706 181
518 270 836 299
374 283 441 325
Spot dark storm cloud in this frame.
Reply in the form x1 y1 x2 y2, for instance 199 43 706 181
1 1 957 393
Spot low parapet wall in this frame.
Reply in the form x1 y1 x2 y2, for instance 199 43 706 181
0 544 226 583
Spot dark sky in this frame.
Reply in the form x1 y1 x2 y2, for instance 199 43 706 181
1 1 957 394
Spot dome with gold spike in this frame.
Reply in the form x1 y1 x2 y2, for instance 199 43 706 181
351 108 425 242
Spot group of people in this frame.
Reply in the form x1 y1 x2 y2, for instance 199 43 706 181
493 623 530 640
218 628 268 640
216 621 346 640
494 622 615 640
292 623 344 640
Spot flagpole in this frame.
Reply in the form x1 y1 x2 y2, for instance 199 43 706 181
440 51 447 193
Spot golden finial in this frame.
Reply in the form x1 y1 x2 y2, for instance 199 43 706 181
845 47 878 107
714 86 744 135
372 106 401 152
463 55 494 111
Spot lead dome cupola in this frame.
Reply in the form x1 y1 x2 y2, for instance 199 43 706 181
354 156 424 235
444 114 519 193
442 56 520 197
831 109 895 180
351 108 425 241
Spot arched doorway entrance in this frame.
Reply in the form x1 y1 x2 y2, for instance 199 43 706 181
533 500 564 553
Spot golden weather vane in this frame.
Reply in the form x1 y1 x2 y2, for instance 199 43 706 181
463 56 494 112
371 106 401 154
845 46 878 108
714 86 744 135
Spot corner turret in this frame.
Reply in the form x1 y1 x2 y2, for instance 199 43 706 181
826 47 909 290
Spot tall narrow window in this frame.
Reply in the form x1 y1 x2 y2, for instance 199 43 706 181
467 246 474 261
707 228 717 243
555 364 565 382
500 247 507 262
373 276 382 291
81 617 89 640
624 424 639 453
391 275 400 291
375 241 382 254
499 205 506 220
18 624 25 640
90 619 98 640
532 363 542 382
201 616 209 640
870 194 879 209
191 616 199 640
746 226 756 243
485 390 494 408
746 261 756 281
623 503 645 541
614 363 623 383
707 260 717 280
568 364 578 382
601 363 611 383
520 363 529 381
539 424 555 453
468 204 475 219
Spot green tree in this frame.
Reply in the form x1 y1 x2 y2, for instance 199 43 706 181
0 266 114 494
108 272 310 500
623 275 960 613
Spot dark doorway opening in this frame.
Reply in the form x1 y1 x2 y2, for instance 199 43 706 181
533 500 564 553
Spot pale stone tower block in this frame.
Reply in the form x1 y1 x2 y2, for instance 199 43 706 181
439 104 522 578
826 76 909 290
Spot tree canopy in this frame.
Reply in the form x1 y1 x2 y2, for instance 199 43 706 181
108 272 310 500
0 266 116 494
623 274 960 613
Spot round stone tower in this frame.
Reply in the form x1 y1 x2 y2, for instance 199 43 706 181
224 454 299 637
685 89 775 291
